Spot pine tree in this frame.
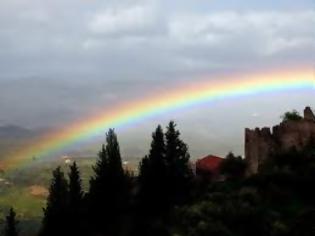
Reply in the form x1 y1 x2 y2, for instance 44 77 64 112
134 125 169 236
165 121 193 205
138 125 168 216
69 162 83 211
88 143 108 233
40 167 69 236
68 162 85 235
89 144 108 192
88 129 130 235
106 129 124 178
134 123 192 236
4 208 18 236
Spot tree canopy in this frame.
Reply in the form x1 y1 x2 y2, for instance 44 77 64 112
281 110 303 122
40 167 69 236
4 208 19 236
88 128 131 236
7 119 315 236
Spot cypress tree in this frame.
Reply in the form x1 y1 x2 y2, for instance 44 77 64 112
138 125 168 216
4 208 18 236
104 129 130 226
40 167 69 236
69 162 83 211
134 125 169 236
89 144 108 194
165 121 193 205
68 162 85 235
88 129 130 235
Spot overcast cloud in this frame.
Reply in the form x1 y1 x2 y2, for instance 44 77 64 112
0 0 314 158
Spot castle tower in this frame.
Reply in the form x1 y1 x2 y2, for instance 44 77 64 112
245 106 315 175
304 106 315 122
245 127 275 175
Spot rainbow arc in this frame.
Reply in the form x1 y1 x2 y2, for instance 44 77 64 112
3 69 314 169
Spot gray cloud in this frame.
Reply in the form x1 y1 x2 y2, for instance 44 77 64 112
0 1 313 77
0 0 314 158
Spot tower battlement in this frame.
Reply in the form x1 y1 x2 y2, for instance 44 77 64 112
245 107 315 175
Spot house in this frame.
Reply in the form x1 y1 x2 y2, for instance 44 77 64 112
61 155 72 164
195 155 224 181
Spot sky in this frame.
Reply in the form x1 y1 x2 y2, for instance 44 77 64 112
0 0 314 158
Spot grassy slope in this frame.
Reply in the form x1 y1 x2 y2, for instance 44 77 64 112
0 157 138 235
0 186 45 219
0 158 95 234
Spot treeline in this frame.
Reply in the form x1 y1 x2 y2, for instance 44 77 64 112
3 121 315 236
5 121 194 236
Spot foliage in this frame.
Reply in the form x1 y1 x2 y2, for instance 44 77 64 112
289 209 315 236
165 121 193 205
138 122 192 212
68 162 83 209
40 167 69 236
133 122 193 236
68 162 85 236
220 152 247 179
138 125 168 216
39 163 86 236
4 208 19 236
5 121 315 236
88 128 131 235
173 187 274 236
281 110 302 122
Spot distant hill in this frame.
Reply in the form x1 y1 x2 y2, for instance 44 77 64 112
0 125 98 162
0 125 32 139
0 125 42 160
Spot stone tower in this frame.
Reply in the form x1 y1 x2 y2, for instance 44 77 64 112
304 106 315 121
245 107 315 175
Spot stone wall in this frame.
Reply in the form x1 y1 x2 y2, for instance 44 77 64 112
245 107 315 175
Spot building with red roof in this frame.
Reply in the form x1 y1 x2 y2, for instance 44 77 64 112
196 155 225 181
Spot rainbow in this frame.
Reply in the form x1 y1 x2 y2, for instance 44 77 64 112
3 69 315 169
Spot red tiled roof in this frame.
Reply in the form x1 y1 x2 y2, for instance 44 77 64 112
196 155 224 176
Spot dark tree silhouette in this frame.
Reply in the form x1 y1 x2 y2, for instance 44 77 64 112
133 122 192 236
34 117 315 236
281 110 302 122
68 162 85 235
88 129 131 235
138 125 168 212
4 208 19 236
165 121 193 205
220 152 247 180
289 209 315 236
40 167 69 236
132 125 173 236
68 162 83 211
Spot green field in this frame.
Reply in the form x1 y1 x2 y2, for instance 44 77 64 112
0 158 95 230
0 157 140 235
